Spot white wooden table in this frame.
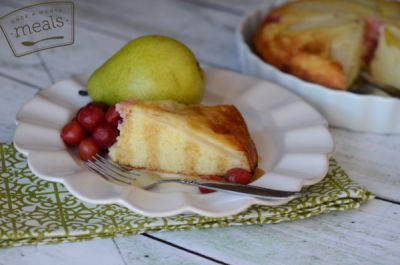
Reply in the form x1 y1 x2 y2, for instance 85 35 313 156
0 0 399 264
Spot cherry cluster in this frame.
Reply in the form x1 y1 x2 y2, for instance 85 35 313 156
60 102 121 161
60 102 252 193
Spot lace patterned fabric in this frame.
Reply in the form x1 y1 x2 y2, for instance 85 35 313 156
0 143 373 248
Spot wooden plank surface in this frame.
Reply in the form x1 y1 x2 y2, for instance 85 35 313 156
0 239 126 265
0 0 399 264
0 236 216 265
1 200 398 265
0 4 53 88
149 200 400 265
0 77 38 142
331 128 400 202
2 0 244 70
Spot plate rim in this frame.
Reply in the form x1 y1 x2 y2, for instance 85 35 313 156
13 67 334 217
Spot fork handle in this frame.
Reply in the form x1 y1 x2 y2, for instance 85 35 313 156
157 179 301 200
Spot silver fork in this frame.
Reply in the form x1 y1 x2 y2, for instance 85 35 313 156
84 154 302 201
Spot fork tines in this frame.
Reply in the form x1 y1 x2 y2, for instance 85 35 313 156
84 154 139 185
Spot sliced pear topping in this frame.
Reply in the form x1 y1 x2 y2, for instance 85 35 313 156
385 26 400 47
370 25 400 89
330 23 363 88
290 0 377 16
286 15 354 32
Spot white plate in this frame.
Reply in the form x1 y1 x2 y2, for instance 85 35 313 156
13 68 334 217
236 0 400 134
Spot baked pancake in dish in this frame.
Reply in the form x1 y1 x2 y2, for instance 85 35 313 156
109 99 258 176
253 0 400 91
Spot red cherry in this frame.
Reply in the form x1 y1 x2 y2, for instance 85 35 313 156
77 106 105 132
78 137 101 161
199 175 224 194
92 123 119 149
105 105 122 127
225 168 251 185
60 121 85 145
265 13 281 24
362 17 385 66
86 102 108 112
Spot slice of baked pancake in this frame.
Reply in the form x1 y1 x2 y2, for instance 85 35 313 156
109 99 258 176
253 0 400 91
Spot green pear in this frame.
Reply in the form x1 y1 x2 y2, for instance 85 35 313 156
87 35 205 106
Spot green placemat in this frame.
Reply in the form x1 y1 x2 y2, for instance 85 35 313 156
0 143 373 249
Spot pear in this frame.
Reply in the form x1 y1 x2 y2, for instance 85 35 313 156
87 35 205 106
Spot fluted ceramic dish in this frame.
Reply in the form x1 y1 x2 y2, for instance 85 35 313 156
13 68 334 217
236 0 400 134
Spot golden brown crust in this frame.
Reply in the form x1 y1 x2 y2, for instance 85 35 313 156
145 101 258 174
289 53 346 90
251 0 400 91
191 104 258 174
112 99 258 176
253 2 347 90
